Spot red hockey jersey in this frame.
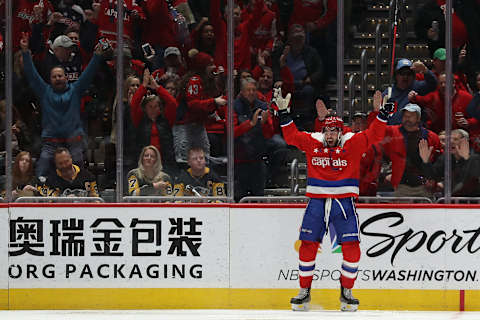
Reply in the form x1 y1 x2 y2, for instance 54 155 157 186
2 0 54 51
281 116 387 198
95 0 144 48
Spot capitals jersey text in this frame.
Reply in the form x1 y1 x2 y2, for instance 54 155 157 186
281 117 386 198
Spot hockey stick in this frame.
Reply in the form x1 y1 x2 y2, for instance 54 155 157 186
389 0 399 84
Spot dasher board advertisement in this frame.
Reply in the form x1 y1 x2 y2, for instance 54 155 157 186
7 206 229 289
230 207 480 290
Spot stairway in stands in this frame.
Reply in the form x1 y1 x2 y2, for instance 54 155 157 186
328 0 432 115
265 0 434 197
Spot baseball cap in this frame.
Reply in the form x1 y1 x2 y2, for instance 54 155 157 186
52 35 75 49
164 47 181 58
433 48 446 61
352 112 367 119
396 58 413 71
402 103 421 117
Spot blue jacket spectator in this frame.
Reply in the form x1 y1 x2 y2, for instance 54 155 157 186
21 35 106 177
383 58 437 124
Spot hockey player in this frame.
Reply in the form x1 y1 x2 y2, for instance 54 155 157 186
273 89 393 312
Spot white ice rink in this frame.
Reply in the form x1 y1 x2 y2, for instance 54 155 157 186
1 310 479 320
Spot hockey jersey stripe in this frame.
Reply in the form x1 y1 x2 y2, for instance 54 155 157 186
299 265 315 272
299 260 316 267
306 185 359 195
307 177 359 187
342 263 358 274
299 270 315 277
341 269 358 279
342 260 359 269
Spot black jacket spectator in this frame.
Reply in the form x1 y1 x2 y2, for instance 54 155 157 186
234 96 272 162
272 40 323 92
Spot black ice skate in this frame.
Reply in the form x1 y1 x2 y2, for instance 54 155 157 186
290 287 311 311
340 286 359 312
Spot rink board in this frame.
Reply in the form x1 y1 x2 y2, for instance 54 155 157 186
2 203 480 311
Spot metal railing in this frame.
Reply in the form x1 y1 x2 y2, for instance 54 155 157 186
360 49 368 113
374 23 383 90
357 196 433 204
290 158 299 196
436 197 480 204
239 196 309 203
347 74 357 124
123 196 229 203
15 197 105 203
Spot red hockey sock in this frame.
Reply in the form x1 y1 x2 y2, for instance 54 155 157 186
298 240 320 288
340 241 360 289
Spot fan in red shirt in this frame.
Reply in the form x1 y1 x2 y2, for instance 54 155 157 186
139 0 179 50
129 68 178 173
173 49 227 163
411 73 480 152
94 0 144 49
287 0 337 32
208 0 264 71
243 0 277 57
410 73 476 132
1 0 54 51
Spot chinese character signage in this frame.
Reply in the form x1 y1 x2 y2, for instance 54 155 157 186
7 206 229 289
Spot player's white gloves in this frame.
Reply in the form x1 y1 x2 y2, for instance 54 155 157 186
273 88 293 125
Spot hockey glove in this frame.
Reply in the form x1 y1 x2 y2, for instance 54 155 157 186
378 102 395 121
273 88 292 125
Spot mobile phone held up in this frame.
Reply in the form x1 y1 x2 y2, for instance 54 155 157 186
142 43 155 59
98 38 110 51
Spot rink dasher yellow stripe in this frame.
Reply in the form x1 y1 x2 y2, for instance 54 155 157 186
0 289 7 309
2 288 467 310
465 290 480 311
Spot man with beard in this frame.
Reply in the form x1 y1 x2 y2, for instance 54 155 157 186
382 103 442 197
275 88 392 312
37 147 99 197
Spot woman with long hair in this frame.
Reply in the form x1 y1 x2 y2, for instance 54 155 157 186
127 145 172 196
11 151 37 200
107 75 143 180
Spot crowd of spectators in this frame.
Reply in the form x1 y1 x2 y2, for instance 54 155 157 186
0 0 479 201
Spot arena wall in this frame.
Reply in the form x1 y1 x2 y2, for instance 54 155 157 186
1 203 480 311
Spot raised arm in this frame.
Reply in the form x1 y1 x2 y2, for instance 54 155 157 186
130 69 150 127
412 61 437 96
20 35 48 99
274 89 317 150
72 44 105 93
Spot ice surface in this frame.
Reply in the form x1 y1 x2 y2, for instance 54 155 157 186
0 310 479 320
